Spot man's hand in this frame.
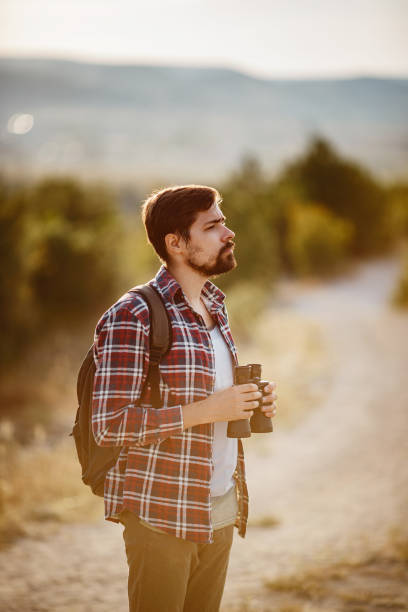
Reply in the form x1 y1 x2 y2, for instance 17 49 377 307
182 383 261 429
208 383 263 423
260 381 278 418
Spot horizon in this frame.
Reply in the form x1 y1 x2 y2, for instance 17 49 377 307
1 54 408 82
1 0 407 80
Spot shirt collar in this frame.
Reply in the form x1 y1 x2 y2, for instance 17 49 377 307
153 265 226 313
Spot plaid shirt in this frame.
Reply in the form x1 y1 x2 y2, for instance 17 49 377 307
92 265 248 543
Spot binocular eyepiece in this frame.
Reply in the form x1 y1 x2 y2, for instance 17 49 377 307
227 363 274 439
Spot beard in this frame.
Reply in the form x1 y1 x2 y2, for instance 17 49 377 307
186 242 237 277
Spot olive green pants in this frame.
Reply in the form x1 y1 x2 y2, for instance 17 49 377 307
119 511 234 612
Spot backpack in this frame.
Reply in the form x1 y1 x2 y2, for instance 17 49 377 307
70 284 172 497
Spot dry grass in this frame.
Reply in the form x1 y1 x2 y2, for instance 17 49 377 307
0 436 102 548
248 514 280 528
389 526 408 563
263 538 408 611
391 245 408 309
223 600 305 612
0 329 86 443
0 329 102 547
240 307 331 432
265 570 329 600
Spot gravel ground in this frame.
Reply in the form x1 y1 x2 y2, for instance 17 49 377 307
1 257 407 612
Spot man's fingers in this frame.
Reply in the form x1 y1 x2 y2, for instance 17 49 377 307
262 391 277 404
242 383 259 392
262 401 277 415
265 382 277 393
242 390 262 401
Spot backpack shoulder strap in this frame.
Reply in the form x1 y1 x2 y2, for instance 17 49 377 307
129 284 172 407
131 284 171 361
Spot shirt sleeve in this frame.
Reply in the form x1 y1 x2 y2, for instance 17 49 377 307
91 301 184 447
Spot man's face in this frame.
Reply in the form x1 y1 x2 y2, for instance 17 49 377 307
183 203 236 277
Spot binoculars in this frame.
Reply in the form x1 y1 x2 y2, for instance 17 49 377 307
227 363 273 438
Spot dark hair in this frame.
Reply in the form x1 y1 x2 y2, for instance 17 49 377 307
142 185 221 262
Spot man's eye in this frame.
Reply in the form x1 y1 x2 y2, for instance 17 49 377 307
206 225 215 230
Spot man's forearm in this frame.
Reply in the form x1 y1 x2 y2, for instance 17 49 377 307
182 398 214 429
181 384 260 430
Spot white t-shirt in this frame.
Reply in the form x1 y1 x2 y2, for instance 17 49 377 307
208 324 238 497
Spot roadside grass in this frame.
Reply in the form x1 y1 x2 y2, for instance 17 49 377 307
248 514 280 528
225 602 304 612
0 330 102 547
389 526 408 562
0 436 102 549
240 305 331 433
391 244 408 309
261 529 408 611
225 475 408 612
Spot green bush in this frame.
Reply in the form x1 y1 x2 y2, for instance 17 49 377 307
386 183 408 243
281 137 390 256
219 156 281 289
121 217 160 287
25 178 121 322
285 202 354 278
0 177 122 366
392 249 408 308
224 282 270 342
0 179 33 363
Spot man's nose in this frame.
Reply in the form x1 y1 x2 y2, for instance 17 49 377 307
223 226 235 241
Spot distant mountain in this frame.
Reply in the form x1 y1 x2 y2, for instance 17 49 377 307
0 57 407 183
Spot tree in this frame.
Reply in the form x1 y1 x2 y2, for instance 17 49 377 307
26 178 121 323
220 156 281 288
0 177 122 366
286 202 354 277
281 137 390 255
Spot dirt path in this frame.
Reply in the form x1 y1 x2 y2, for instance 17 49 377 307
224 257 408 609
1 258 407 612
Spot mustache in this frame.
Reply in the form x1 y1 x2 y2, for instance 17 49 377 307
220 241 235 254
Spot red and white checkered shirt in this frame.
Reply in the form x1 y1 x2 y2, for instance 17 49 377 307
92 265 248 543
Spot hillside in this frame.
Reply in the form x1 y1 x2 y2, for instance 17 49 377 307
1 58 407 182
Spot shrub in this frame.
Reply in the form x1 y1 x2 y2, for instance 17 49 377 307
0 179 34 363
281 137 389 256
285 202 354 278
386 183 408 243
0 177 122 366
392 249 408 308
219 156 281 289
26 178 121 322
224 282 270 342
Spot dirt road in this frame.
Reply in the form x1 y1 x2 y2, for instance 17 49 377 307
225 257 408 609
1 258 407 611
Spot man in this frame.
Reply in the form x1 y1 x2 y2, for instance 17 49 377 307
92 185 278 611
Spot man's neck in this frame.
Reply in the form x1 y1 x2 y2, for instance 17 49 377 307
165 263 208 310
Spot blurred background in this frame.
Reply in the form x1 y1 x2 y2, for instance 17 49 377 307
1 1 408 610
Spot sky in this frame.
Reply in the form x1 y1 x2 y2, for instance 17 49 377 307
0 0 407 79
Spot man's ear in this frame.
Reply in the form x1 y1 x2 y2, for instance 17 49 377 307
165 232 184 258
